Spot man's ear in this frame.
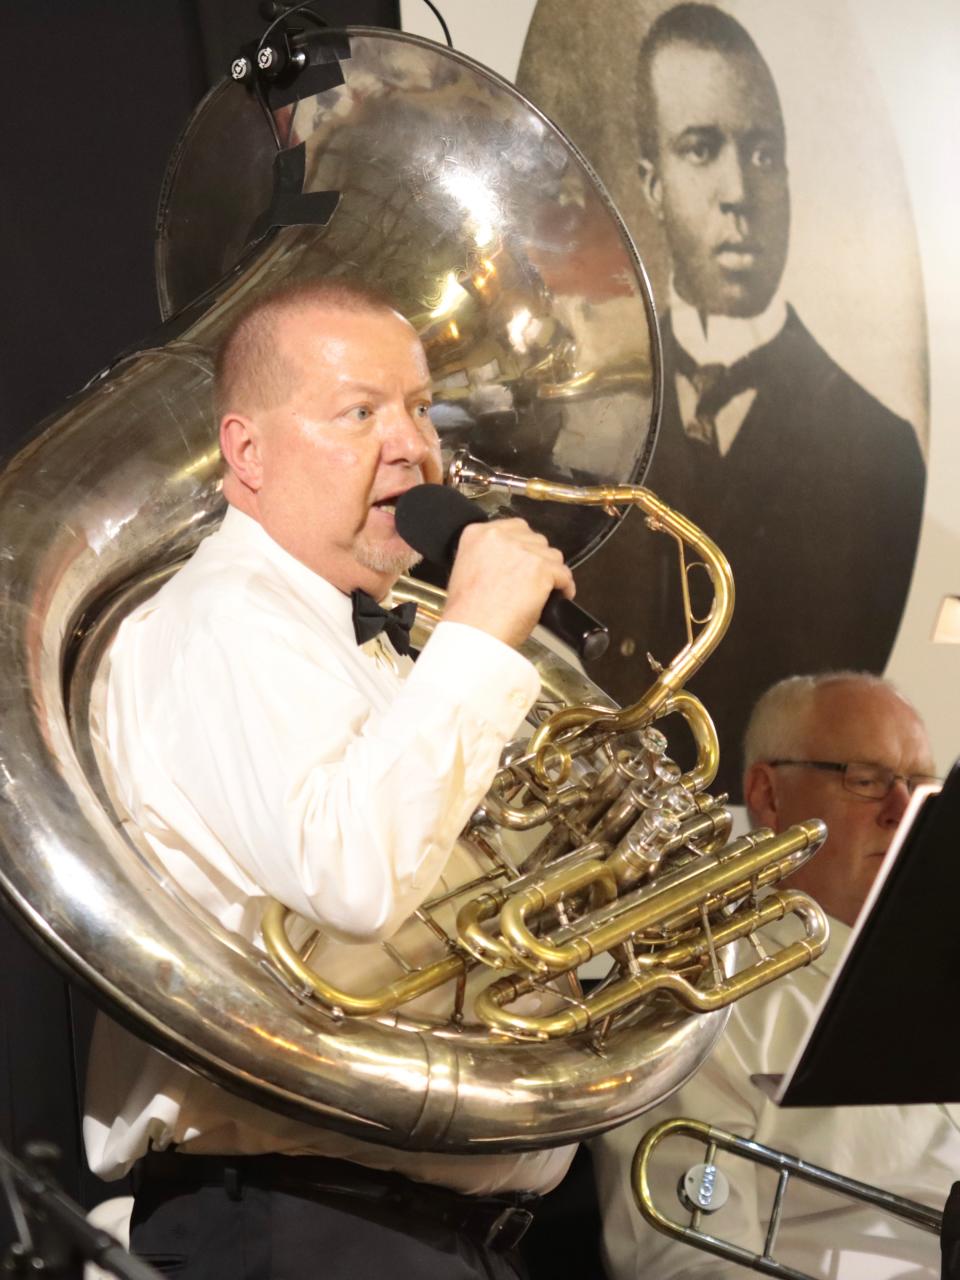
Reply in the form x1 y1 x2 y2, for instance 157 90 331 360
638 157 663 220
743 762 779 830
220 414 263 493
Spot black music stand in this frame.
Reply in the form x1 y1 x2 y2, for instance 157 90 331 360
754 758 960 1108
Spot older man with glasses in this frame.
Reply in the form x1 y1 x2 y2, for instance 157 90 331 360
743 673 938 928
593 671 959 1280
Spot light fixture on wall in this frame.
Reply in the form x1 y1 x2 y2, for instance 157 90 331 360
932 595 960 643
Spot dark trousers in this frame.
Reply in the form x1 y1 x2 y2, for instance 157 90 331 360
130 1154 532 1280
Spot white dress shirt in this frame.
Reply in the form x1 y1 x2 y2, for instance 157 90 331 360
83 505 576 1196
670 283 788 457
593 915 960 1278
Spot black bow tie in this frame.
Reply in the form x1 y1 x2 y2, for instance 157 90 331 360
350 589 417 656
672 345 760 448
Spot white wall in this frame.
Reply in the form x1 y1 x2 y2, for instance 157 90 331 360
852 0 960 777
401 0 960 776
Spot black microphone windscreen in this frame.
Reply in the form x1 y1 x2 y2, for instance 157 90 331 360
394 484 487 566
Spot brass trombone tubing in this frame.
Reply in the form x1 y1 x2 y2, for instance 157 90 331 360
493 821 825 980
473 889 828 1039
480 775 588 831
265 815 823 1024
613 889 826 973
632 1117 942 1280
448 454 734 786
527 485 731 772
664 691 720 794
458 802 730 974
497 857 620 974
455 840 609 969
261 900 464 1015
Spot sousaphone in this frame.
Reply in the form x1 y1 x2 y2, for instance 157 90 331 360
0 18 827 1153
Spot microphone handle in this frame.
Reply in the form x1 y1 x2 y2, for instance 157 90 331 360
540 591 609 662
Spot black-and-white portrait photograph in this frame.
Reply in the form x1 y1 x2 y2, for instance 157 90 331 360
517 0 928 797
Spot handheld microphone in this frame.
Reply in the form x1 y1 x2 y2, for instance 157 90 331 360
395 484 609 662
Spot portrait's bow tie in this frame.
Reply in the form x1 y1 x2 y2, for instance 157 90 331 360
674 346 760 413
350 589 417 656
672 342 766 450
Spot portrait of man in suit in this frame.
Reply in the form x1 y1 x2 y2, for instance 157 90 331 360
521 2 926 797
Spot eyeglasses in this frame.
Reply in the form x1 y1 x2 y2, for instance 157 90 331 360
768 759 941 801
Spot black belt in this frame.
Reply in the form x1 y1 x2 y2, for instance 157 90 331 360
133 1149 538 1252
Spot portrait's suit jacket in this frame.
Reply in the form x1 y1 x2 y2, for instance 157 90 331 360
575 307 926 798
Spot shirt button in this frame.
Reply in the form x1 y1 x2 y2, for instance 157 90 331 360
510 690 527 709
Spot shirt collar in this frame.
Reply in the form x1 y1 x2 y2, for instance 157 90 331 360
217 505 400 630
670 281 788 367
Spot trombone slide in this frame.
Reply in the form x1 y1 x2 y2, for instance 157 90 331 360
633 1117 943 1280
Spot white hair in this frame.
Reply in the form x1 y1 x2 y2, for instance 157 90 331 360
741 670 914 773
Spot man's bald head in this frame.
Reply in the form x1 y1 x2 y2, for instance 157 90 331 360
215 280 439 597
213 277 403 424
741 672 925 778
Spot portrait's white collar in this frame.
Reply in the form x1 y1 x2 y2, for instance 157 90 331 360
670 282 788 368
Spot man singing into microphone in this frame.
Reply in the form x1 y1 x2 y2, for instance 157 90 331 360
84 278 577 1280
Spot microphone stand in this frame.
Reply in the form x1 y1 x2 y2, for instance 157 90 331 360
0 1140 159 1279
